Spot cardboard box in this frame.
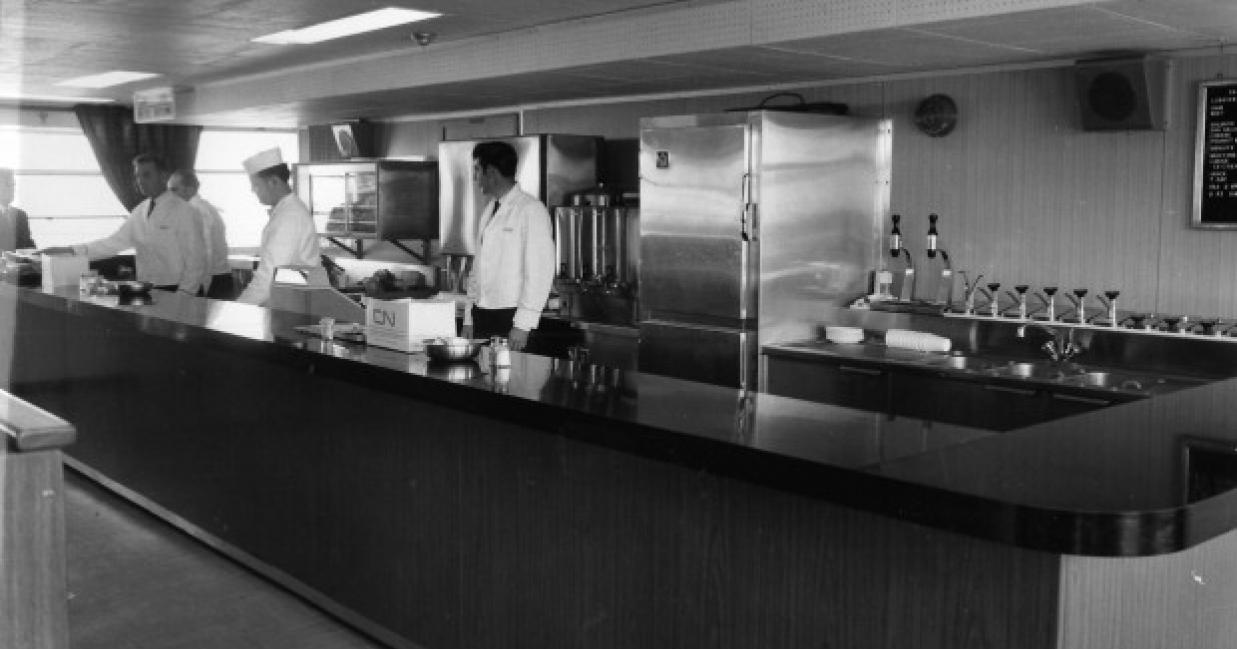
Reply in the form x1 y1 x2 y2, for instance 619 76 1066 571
41 254 89 292
365 298 456 353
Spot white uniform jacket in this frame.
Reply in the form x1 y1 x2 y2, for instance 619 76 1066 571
75 190 205 294
237 192 321 306
467 184 555 331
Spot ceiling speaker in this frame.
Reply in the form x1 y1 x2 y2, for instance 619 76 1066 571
1075 57 1167 131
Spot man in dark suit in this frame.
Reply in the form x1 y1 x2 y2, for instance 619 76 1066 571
0 168 36 251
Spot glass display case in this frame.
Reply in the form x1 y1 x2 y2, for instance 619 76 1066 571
294 159 438 244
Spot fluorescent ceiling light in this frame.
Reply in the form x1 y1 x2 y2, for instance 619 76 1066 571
253 7 440 45
0 91 114 104
56 71 161 89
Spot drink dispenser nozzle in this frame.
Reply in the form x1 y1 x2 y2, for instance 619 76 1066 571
889 213 903 257
924 213 953 306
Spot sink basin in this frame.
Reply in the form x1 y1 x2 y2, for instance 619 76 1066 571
1061 371 1161 392
934 355 994 371
998 362 1066 380
1070 371 1143 390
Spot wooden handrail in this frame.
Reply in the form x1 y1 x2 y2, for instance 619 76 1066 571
1 388 74 649
0 392 75 452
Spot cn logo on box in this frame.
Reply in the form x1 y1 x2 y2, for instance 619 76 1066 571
364 298 456 353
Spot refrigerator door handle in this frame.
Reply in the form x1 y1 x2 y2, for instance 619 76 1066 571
740 172 753 242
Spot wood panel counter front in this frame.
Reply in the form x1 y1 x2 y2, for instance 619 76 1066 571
3 284 1237 649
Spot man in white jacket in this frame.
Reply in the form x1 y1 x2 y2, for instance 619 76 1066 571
42 153 204 295
236 148 321 306
168 169 233 298
463 141 555 351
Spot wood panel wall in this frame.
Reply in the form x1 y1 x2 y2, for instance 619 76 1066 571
1 439 70 649
1058 525 1237 649
9 295 1063 649
381 52 1237 319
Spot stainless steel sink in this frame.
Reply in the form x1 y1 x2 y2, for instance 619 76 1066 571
1070 371 1140 390
1060 370 1165 392
998 361 1066 380
934 355 994 371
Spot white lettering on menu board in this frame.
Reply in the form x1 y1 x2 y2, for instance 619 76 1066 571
1196 81 1237 226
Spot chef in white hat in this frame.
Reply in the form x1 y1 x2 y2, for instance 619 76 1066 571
236 147 321 306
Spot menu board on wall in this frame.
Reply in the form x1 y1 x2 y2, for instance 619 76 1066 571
1193 80 1237 228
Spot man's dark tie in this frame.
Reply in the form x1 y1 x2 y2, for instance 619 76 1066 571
147 197 157 219
492 201 500 217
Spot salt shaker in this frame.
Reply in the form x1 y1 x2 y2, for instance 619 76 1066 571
492 337 511 368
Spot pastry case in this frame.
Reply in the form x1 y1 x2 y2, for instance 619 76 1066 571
294 159 438 245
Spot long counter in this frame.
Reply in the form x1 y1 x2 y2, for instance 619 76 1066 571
7 284 1237 649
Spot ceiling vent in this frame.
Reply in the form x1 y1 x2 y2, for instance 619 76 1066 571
1074 56 1168 131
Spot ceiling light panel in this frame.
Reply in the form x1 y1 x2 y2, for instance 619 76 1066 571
55 71 160 88
0 92 114 104
253 7 441 45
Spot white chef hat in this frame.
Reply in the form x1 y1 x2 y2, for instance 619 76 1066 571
243 147 284 175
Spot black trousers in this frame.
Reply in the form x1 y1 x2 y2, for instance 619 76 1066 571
471 306 517 340
472 306 553 354
205 273 236 299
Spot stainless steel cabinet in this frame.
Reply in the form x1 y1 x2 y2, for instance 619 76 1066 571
638 111 892 389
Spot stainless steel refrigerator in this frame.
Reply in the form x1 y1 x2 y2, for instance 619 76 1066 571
437 134 600 256
638 111 891 389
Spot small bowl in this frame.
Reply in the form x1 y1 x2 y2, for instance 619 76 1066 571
424 339 483 362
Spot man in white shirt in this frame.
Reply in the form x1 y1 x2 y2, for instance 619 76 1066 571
0 168 36 252
236 147 321 306
168 169 234 299
463 141 555 351
41 153 204 295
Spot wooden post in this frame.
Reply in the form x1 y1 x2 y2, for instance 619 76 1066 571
0 391 76 649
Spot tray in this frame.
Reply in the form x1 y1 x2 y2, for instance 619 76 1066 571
294 323 366 342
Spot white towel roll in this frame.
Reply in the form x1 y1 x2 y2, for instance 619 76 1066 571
885 329 952 352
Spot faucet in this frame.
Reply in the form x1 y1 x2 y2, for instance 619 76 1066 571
1017 323 1083 363
925 213 953 305
889 213 916 301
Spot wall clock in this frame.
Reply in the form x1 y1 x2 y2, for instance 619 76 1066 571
914 94 958 137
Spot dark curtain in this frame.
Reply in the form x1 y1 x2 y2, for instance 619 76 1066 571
74 104 203 211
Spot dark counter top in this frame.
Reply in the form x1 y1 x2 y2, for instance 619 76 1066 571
13 284 1237 557
764 339 1209 398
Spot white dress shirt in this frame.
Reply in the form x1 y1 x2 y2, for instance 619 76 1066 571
189 195 231 283
237 192 321 306
74 190 205 293
467 184 555 331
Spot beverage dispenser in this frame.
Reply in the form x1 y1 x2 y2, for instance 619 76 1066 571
551 187 640 325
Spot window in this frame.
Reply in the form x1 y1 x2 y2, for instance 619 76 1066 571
194 130 300 249
0 126 126 246
0 124 299 249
